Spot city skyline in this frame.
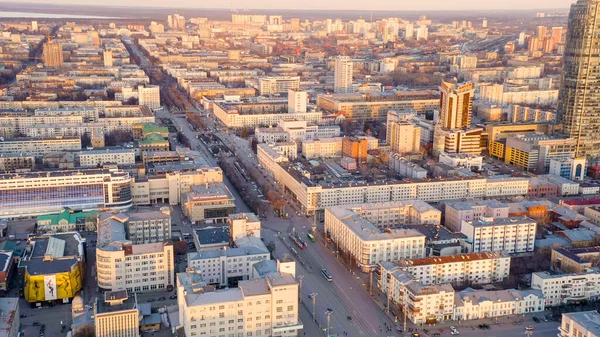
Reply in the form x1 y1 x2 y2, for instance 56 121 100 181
8 0 574 11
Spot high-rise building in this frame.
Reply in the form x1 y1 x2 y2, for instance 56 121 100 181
558 0 600 157
31 20 38 31
416 25 428 40
439 81 474 130
138 85 161 111
537 25 548 38
404 23 414 40
42 41 63 68
288 89 307 113
518 32 526 46
103 50 113 67
387 111 421 154
334 56 353 93
552 26 564 44
482 18 488 28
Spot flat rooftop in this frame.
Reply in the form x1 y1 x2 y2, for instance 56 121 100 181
562 311 600 335
468 216 535 227
194 226 230 246
400 252 506 267
327 205 426 241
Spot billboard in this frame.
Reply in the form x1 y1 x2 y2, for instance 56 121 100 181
24 263 83 303
44 275 57 301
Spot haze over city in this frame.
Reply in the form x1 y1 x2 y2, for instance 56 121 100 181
0 1 599 337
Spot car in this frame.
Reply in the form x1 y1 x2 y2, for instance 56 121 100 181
32 322 40 326
450 331 460 335
478 325 485 329
485 325 492 330
533 316 540 323
525 326 534 331
450 326 457 331
158 297 166 301
347 316 352 322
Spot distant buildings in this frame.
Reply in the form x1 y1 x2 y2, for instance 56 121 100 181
558 0 600 157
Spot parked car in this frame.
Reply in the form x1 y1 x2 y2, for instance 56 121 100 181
346 316 352 322
533 316 540 323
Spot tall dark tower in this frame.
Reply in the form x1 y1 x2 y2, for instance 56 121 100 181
558 0 600 158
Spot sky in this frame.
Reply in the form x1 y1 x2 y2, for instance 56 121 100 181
14 0 573 11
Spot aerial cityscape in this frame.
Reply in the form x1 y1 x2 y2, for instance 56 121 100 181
0 1 599 337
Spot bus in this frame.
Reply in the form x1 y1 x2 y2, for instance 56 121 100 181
307 233 316 242
321 269 333 282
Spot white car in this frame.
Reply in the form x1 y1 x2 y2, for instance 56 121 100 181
450 331 459 335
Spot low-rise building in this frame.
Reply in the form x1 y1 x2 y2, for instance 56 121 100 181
95 290 140 337
182 183 236 223
559 311 600 337
454 288 544 321
301 137 343 159
325 203 427 271
439 152 483 171
229 213 261 240
187 236 270 287
177 260 303 337
532 270 600 307
461 216 536 254
0 153 35 171
444 200 510 232
552 246 600 273
37 209 97 232
19 232 85 304
0 136 81 157
398 252 511 286
79 148 136 167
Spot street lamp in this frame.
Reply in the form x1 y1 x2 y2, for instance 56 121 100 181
311 293 318 323
325 309 333 337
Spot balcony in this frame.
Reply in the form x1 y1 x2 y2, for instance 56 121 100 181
272 320 304 334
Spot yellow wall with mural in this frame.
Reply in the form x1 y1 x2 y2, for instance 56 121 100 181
24 263 83 303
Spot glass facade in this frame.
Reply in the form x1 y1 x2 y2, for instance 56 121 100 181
0 183 105 216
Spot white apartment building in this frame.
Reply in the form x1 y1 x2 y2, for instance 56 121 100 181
259 146 529 215
99 207 172 245
0 136 81 156
187 237 270 287
399 252 511 286
532 270 600 307
301 137 343 159
454 288 545 321
461 216 537 254
213 102 322 129
78 148 136 167
439 152 484 171
388 154 428 179
386 111 421 154
288 89 307 113
0 115 84 138
444 200 510 232
34 107 99 122
559 311 600 337
138 85 161 111
177 262 302 337
258 77 300 95
229 213 261 240
377 263 544 324
96 212 174 293
334 56 353 93
325 203 427 271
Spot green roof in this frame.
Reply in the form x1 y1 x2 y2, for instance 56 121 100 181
37 209 96 226
143 123 169 134
139 133 169 144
